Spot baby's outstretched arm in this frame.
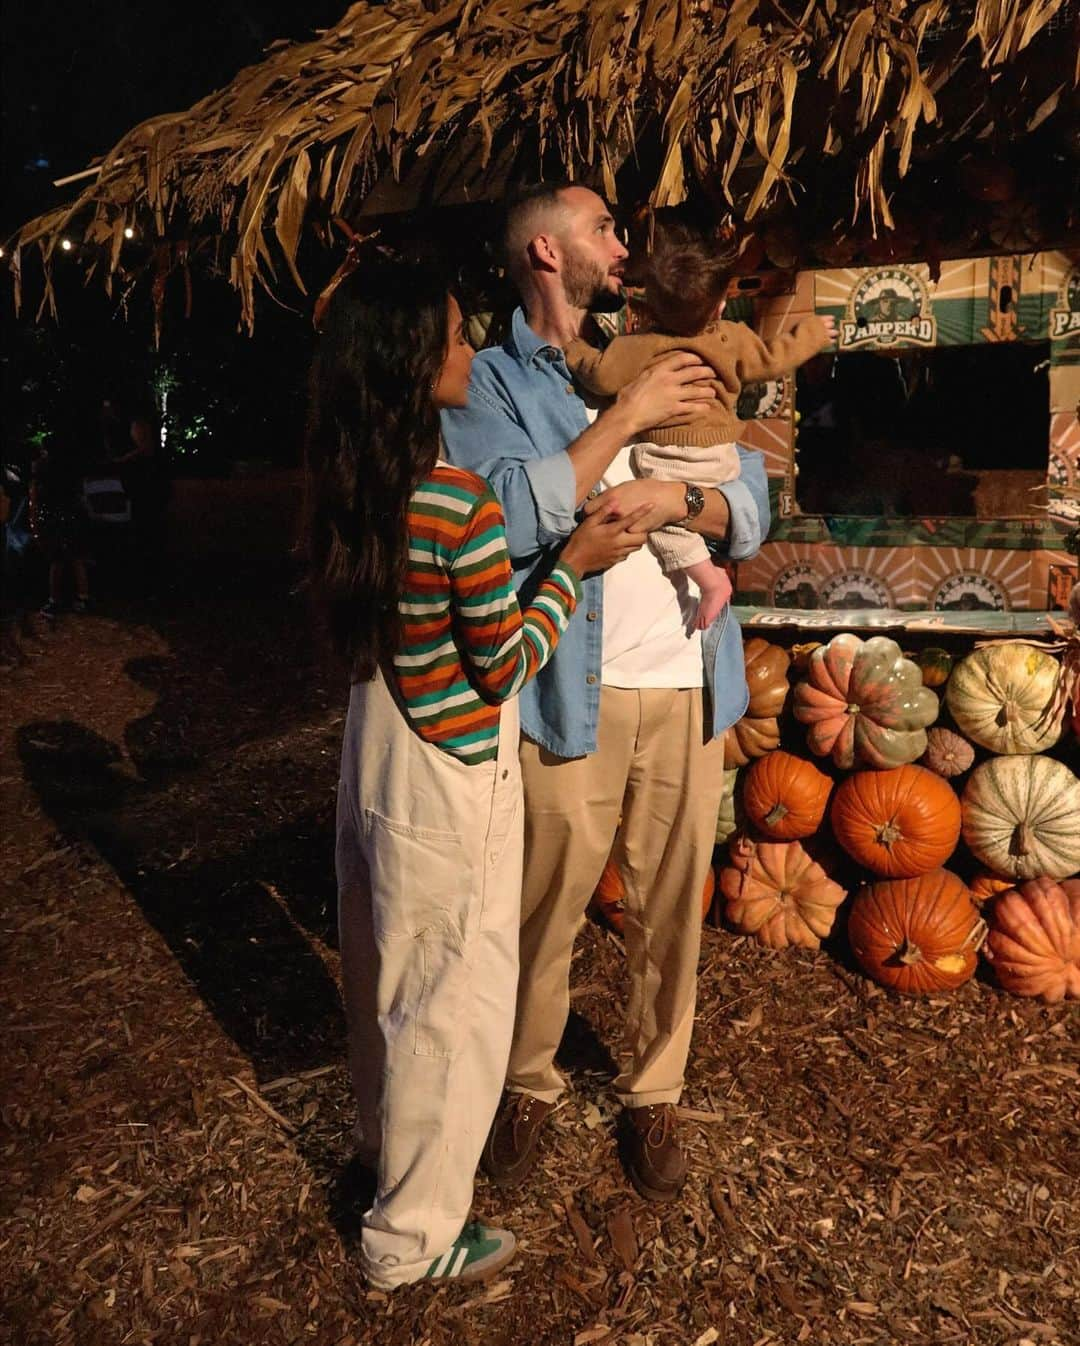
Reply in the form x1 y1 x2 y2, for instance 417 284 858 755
732 315 836 384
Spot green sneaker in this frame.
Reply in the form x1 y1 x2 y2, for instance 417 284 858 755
421 1222 517 1283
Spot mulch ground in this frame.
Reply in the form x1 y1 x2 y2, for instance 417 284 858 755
2 481 1078 1346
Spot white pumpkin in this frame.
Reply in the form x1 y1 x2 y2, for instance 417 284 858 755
946 645 1063 755
961 756 1080 881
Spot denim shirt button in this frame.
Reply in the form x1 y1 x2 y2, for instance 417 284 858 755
586 674 597 685
565 384 575 394
586 610 598 621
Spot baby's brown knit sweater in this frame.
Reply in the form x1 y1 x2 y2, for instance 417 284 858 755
565 316 831 447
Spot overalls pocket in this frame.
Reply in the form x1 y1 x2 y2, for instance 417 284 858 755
363 808 470 1059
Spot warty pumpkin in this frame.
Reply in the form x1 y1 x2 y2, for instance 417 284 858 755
921 727 975 779
723 714 781 769
743 637 792 718
793 633 939 770
831 765 962 878
961 755 1080 881
983 877 1080 1003
593 856 715 935
946 645 1063 755
723 639 791 769
743 751 833 841
718 839 846 949
848 869 986 994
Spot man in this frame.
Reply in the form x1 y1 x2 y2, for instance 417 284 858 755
440 183 769 1202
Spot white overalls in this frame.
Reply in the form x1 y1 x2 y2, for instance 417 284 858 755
336 667 522 1288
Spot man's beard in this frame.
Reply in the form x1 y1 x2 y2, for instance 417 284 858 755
561 249 625 314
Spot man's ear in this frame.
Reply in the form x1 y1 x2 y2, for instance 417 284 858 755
714 298 727 319
527 232 559 273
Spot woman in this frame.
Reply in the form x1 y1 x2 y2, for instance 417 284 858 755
305 259 648 1289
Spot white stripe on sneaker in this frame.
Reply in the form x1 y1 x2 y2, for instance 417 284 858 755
449 1246 470 1277
431 1248 455 1277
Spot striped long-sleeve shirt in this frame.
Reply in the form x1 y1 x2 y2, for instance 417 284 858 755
391 464 581 763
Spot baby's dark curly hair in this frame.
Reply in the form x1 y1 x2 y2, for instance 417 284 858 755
634 211 740 337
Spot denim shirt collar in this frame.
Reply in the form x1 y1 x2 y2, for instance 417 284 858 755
508 307 567 370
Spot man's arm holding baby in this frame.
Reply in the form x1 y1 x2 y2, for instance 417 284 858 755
565 352 717 507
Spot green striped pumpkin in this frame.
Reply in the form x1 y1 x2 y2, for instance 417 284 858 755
961 756 1080 881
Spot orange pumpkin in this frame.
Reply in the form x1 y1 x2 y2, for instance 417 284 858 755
593 856 714 934
724 714 782 768
743 638 792 717
831 765 962 878
718 839 846 949
916 647 954 689
983 877 1080 1003
723 639 791 769
848 869 986 994
743 751 833 841
968 870 1012 903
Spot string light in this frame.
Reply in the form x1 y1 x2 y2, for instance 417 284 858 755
124 227 135 239
61 238 73 251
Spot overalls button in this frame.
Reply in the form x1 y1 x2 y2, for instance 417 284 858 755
586 674 597 685
586 611 598 621
565 385 575 394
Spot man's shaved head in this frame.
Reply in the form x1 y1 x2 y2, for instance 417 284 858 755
501 181 627 312
502 181 574 285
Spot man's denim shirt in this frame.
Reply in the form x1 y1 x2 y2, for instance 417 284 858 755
440 307 770 759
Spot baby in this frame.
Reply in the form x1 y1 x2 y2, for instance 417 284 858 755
566 216 836 628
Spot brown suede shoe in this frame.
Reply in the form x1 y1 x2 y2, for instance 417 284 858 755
622 1104 688 1202
481 1092 556 1187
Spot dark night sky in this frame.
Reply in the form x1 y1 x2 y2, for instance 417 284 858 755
2 1 346 234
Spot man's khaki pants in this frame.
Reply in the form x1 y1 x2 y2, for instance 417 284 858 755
337 671 522 1288
510 686 726 1108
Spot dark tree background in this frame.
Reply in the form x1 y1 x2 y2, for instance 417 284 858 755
2 1 346 475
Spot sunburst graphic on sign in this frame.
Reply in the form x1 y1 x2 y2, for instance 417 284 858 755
737 542 828 608
929 258 992 302
739 416 793 478
819 546 918 610
916 549 1030 612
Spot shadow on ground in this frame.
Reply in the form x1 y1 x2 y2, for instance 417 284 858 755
17 719 344 1082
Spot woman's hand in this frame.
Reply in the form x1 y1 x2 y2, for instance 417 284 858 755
560 503 652 576
584 479 685 527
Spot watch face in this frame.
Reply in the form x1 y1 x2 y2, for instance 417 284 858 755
685 485 706 517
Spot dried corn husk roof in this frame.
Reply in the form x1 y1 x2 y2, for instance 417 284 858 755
10 0 1079 326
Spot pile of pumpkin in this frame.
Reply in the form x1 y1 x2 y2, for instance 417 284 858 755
594 631 1080 1003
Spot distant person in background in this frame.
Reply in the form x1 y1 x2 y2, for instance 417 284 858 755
102 393 171 591
30 436 93 620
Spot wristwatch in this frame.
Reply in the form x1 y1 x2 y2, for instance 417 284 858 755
680 484 706 523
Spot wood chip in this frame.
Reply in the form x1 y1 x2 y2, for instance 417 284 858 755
228 1075 298 1134
606 1208 638 1273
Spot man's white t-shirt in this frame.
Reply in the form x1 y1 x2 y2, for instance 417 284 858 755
597 444 704 689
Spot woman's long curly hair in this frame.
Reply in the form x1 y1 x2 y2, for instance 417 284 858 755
303 258 450 681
